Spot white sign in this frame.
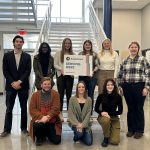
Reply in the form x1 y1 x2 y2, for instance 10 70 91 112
64 55 93 76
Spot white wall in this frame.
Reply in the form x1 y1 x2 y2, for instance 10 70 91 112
112 10 141 53
97 9 141 59
141 3 150 49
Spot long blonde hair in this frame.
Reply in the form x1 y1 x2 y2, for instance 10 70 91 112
100 38 113 56
60 38 74 63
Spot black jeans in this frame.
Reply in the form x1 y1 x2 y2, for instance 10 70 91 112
33 122 61 144
4 89 29 132
122 82 146 133
56 75 74 111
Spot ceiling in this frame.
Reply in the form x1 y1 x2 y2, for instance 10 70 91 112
93 0 150 9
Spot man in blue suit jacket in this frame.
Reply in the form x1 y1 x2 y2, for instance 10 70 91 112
0 35 31 137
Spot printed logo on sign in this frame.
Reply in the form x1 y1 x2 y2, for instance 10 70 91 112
66 57 70 61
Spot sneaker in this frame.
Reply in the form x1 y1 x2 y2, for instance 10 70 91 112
59 112 64 122
101 137 109 147
21 130 29 136
35 138 43 146
75 141 80 144
126 132 134 137
0 131 10 138
134 132 143 139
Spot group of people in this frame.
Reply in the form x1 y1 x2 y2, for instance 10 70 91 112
0 35 150 148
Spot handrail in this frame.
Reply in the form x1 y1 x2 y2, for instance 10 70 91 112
88 0 107 51
31 0 37 26
30 0 52 95
33 0 52 56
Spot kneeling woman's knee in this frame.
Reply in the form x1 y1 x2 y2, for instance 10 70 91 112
98 116 110 125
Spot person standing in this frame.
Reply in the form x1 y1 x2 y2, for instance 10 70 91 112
78 40 99 111
33 42 55 90
0 35 31 137
97 38 119 93
68 81 93 146
29 77 62 146
117 41 150 139
54 38 74 121
95 78 123 147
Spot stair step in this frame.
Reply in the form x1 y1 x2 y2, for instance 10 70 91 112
0 2 32 7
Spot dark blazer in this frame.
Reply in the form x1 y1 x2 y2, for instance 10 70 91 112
3 50 31 90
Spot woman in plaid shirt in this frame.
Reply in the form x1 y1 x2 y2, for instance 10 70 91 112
117 41 150 139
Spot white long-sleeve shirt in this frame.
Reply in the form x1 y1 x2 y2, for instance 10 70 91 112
98 50 119 78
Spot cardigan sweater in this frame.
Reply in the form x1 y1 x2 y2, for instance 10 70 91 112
29 89 62 141
68 96 92 129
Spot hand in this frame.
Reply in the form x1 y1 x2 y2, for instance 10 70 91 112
76 123 83 132
11 81 21 90
119 87 124 96
142 88 149 96
101 112 110 118
35 115 50 123
61 70 64 75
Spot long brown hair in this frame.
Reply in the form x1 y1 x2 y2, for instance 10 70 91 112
76 81 87 99
60 38 74 63
102 78 119 96
82 40 93 55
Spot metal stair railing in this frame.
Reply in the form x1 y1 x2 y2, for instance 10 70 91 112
31 0 37 26
33 0 52 56
88 0 107 51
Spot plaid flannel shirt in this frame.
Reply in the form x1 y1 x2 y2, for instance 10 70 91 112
117 55 150 89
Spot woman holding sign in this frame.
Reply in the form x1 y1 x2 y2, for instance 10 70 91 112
78 40 99 113
54 38 74 122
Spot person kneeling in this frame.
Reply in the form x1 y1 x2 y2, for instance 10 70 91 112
29 77 62 146
95 78 123 147
68 81 93 146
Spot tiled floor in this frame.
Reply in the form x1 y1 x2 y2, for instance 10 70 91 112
0 94 150 150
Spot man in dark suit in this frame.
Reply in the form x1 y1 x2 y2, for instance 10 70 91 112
0 35 31 137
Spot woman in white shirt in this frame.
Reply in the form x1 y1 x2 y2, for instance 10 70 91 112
54 38 74 122
97 38 119 94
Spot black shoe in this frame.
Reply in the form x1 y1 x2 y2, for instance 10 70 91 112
35 138 43 146
126 131 134 137
0 131 10 138
101 137 109 147
21 130 29 136
134 132 143 139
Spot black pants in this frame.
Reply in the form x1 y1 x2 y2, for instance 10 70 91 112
122 82 146 133
33 122 61 144
4 89 29 132
56 75 74 111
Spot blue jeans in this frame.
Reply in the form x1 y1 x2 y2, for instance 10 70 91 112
72 127 93 146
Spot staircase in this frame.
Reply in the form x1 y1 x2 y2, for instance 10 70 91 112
48 22 98 55
0 0 36 25
48 22 99 121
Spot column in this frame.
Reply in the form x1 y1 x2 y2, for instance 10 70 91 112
103 0 112 40
0 32 4 94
